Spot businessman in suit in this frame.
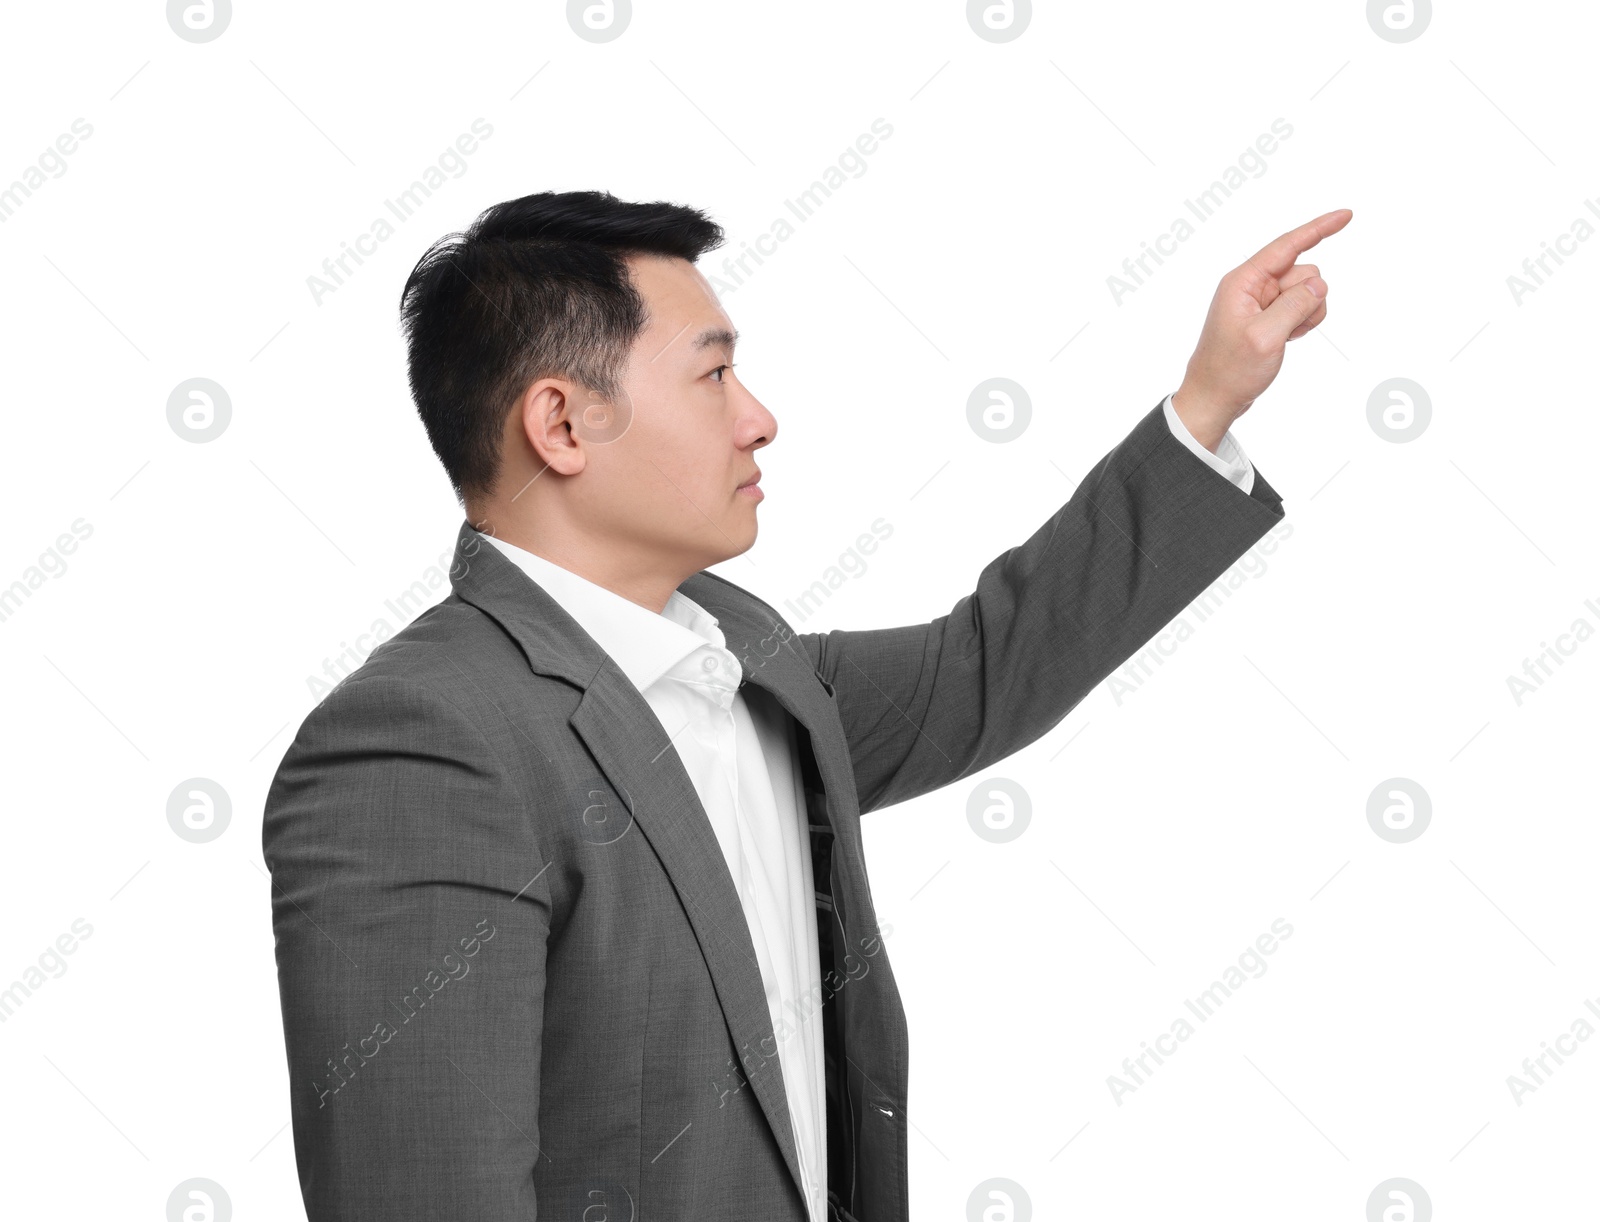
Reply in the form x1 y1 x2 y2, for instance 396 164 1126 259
263 190 1350 1221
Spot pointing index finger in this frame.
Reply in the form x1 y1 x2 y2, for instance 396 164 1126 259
1246 208 1353 279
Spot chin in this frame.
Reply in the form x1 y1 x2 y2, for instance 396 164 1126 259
725 519 759 559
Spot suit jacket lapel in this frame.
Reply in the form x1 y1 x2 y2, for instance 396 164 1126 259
447 520 819 1205
676 570 877 949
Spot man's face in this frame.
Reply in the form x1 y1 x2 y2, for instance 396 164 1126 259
569 254 776 571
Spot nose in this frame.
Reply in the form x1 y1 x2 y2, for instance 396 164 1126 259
742 387 777 449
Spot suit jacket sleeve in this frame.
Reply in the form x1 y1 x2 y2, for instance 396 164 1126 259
800 399 1286 815
262 674 551 1220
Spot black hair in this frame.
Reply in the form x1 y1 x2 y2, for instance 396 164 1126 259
398 189 725 505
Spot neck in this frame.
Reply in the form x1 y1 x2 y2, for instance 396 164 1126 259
471 507 691 615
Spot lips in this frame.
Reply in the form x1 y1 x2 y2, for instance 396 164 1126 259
737 469 761 489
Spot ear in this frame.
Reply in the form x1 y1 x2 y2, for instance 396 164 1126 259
513 379 587 477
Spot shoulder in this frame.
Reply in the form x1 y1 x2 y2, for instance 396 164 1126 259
282 594 545 772
311 592 537 712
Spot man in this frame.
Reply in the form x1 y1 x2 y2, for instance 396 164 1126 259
263 189 1350 1220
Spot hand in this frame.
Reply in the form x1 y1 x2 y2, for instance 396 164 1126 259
1172 208 1353 452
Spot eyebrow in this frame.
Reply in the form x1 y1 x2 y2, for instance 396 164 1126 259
692 326 739 355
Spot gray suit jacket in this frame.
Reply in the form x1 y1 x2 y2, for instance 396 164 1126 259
263 400 1284 1220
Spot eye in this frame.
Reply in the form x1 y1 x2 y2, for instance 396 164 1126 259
709 362 735 383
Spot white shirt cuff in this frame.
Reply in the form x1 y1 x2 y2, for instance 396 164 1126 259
1161 392 1255 496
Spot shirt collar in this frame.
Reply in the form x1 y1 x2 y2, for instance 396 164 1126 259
478 532 728 694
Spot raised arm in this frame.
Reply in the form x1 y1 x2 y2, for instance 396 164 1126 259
802 209 1351 814
262 674 551 1220
801 400 1285 814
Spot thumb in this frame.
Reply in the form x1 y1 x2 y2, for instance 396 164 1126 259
1253 276 1325 348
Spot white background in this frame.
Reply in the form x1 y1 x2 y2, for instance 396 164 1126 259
1 1 1595 1218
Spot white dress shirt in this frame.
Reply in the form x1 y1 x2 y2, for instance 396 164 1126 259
476 394 1249 1220
1162 391 1254 494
